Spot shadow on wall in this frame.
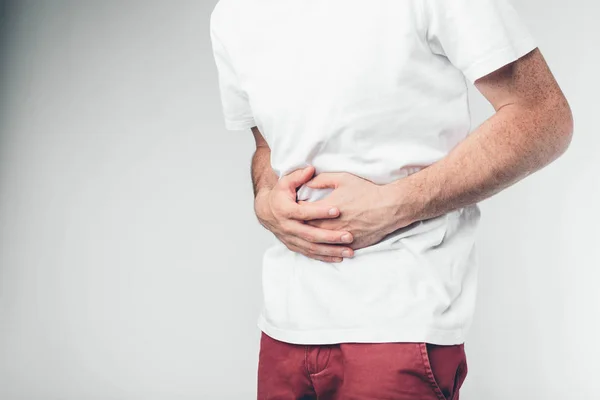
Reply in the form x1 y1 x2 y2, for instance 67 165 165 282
0 0 16 134
0 0 16 56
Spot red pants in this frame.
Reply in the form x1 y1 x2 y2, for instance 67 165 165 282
257 332 468 400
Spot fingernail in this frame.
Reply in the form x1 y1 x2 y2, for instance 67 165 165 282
342 250 352 257
328 208 338 216
341 234 352 243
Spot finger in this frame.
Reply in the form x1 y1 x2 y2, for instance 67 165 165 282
286 220 354 245
305 172 340 190
287 243 344 263
280 165 315 189
304 218 330 229
292 201 340 220
286 235 354 259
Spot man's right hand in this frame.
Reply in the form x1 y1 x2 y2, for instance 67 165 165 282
254 165 355 263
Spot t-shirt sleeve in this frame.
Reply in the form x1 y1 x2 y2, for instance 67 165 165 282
209 17 256 131
422 0 538 84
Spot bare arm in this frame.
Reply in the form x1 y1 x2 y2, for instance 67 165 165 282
386 48 574 227
250 127 279 197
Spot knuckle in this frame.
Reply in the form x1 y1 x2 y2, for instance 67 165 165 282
284 209 295 220
325 247 337 256
278 223 291 234
303 233 315 243
280 222 293 235
327 234 339 243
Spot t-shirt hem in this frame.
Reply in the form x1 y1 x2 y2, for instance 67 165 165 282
257 314 467 346
463 35 538 84
224 118 256 131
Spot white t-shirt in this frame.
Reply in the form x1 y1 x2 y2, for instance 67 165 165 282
210 0 536 345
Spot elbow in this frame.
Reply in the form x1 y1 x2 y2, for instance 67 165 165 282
556 100 574 156
543 94 574 159
563 102 574 146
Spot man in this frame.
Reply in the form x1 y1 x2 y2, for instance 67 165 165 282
210 0 573 398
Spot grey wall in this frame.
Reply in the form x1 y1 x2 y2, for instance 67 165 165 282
0 1 597 399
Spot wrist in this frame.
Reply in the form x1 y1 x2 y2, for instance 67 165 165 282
381 177 426 232
254 188 273 220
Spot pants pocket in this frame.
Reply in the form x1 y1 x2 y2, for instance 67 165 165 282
418 342 468 400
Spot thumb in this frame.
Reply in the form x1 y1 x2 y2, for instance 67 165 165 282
305 172 339 189
282 165 315 189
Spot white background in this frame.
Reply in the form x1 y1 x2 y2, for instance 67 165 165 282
0 1 598 399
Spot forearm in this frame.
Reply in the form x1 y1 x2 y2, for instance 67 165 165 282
251 146 279 198
387 101 573 228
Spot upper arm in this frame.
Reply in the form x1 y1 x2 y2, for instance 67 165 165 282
474 48 574 135
421 0 573 137
421 0 538 85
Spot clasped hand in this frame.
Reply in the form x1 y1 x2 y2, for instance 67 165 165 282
254 165 413 262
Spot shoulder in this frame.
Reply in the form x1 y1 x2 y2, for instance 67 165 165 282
210 1 227 35
210 0 246 34
210 0 249 45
